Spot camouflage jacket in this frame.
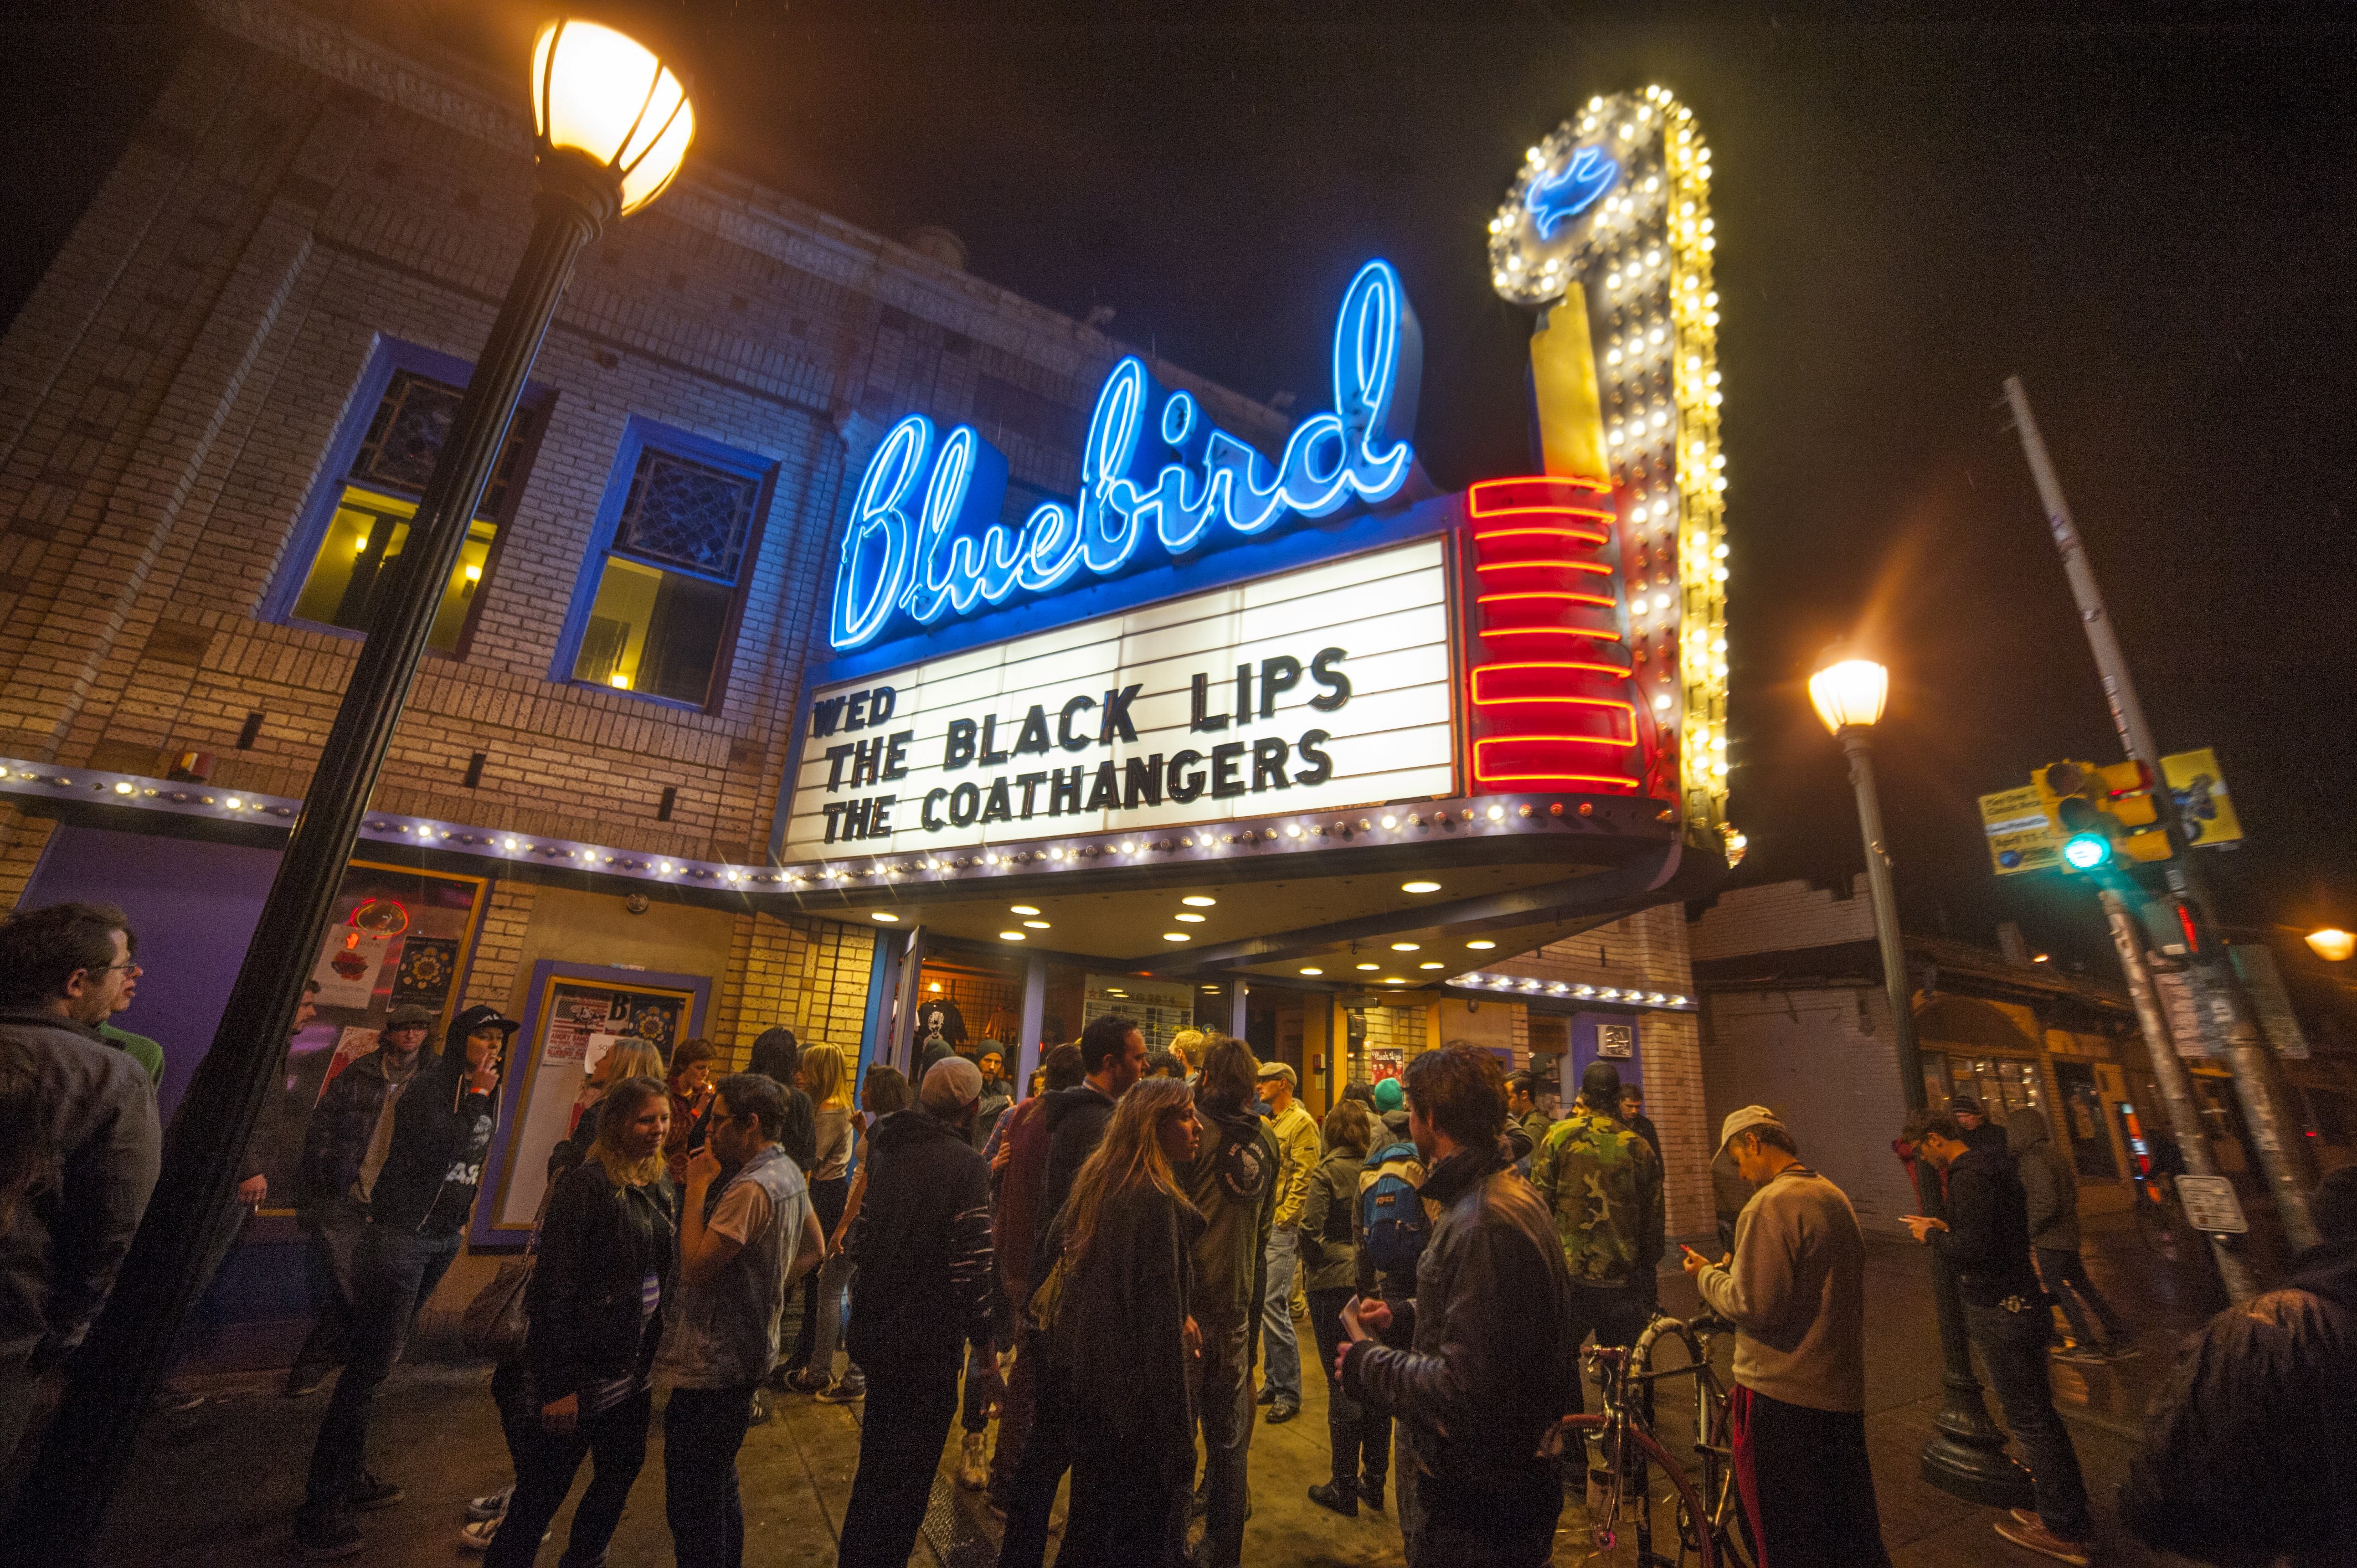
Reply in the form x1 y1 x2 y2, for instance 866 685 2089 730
1529 1110 1665 1288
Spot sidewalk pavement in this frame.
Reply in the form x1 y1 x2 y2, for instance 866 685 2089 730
95 1211 2223 1566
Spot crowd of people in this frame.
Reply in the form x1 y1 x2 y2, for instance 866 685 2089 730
4 896 2356 1567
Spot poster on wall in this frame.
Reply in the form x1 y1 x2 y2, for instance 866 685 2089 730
1366 1048 1403 1086
1083 973 1195 1050
1597 1023 1634 1060
487 966 705 1237
256 862 489 1215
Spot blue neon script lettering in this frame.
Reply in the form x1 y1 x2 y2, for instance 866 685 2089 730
826 259 1424 651
1526 147 1618 238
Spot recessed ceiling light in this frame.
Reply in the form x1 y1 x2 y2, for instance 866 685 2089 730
1182 895 1217 907
1202 984 1219 992
1022 920 1049 929
1356 963 1380 971
1163 932 1191 942
1383 977 1407 985
1402 880 1441 893
871 912 899 922
1175 912 1206 923
1466 940 1497 950
1419 962 1444 969
1300 967 1324 976
999 931 1026 941
1011 905 1040 915
1391 942 1420 951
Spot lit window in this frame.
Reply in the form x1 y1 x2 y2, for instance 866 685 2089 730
562 422 773 708
282 363 541 653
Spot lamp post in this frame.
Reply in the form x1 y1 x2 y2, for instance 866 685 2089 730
1808 653 2032 1507
7 24 692 1559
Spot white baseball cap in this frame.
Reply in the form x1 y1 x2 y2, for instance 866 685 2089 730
1714 1105 1787 1158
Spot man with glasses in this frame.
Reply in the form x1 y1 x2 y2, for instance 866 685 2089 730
0 902 162 1498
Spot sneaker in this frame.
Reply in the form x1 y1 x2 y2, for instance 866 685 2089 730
350 1471 405 1512
466 1486 514 1523
2010 1508 2044 1529
285 1366 331 1398
1307 1481 1358 1517
1254 1385 1278 1406
294 1512 363 1561
816 1376 866 1404
457 1516 500 1553
152 1381 205 1414
1994 1515 2092 1565
747 1390 771 1426
957 1432 989 1490
2051 1345 2107 1367
1358 1476 1385 1511
783 1366 831 1395
1265 1400 1299 1425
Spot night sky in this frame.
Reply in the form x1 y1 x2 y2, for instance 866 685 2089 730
8 2 2353 974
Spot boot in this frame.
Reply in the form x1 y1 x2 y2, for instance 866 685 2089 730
1307 1482 1358 1517
956 1431 989 1490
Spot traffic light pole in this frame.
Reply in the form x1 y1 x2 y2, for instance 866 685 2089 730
2095 885 2256 1302
2005 376 2318 1253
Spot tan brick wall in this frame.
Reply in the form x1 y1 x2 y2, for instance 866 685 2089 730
1687 875 1874 960
462 879 534 1013
0 811 55 912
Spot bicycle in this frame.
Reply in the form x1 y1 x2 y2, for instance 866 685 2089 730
1558 1311 1754 1567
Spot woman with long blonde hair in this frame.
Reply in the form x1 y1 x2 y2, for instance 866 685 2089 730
780 1043 857 1392
1039 1075 1205 1565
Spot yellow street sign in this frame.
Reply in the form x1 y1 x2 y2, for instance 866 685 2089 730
1980 785 2058 875
2161 747 2242 848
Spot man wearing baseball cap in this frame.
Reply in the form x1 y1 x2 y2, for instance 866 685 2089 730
296 1002 516 1559
1683 1107 1887 1567
1254 1060 1320 1423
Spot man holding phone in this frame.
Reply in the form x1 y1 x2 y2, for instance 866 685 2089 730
1684 1107 1888 1567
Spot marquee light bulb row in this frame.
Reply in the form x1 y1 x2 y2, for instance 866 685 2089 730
1454 970 1695 1012
1486 84 1732 845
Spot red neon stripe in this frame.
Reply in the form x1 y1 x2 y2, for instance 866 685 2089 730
1470 476 1611 510
1478 626 1625 642
1475 659 1633 679
1476 732 1636 753
1478 591 1617 607
1473 526 1610 543
1473 559 1613 574
1479 771 1643 787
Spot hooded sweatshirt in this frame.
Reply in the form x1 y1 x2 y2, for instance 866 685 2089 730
1032 1081 1118 1280
847 1107 996 1379
2006 1107 2080 1251
1186 1103 1279 1325
364 1017 503 1235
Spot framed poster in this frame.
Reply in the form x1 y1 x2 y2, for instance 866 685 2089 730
256 860 489 1216
473 961 711 1246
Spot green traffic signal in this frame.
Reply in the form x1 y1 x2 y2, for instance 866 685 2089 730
2062 831 2112 870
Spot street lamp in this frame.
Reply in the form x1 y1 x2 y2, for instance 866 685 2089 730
9 24 692 1561
1810 649 2032 1507
2307 927 2355 963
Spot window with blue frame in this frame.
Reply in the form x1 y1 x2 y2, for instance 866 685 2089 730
277 343 548 654
560 420 774 709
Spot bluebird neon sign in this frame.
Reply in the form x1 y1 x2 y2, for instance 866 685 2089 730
1525 146 1618 238
827 259 1424 652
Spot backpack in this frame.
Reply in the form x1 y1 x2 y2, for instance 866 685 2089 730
1358 1141 1432 1280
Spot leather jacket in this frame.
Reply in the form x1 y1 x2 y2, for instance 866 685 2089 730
1341 1143 1578 1491
523 1160 678 1401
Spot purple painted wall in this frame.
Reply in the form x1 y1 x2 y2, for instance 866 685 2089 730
22 824 280 1118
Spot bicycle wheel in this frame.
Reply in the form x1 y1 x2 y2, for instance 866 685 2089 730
1561 1413 1717 1568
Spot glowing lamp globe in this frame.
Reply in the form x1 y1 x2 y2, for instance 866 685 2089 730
531 19 695 217
1808 657 1888 735
2308 927 2355 963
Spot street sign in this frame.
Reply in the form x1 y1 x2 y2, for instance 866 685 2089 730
2173 1174 2250 1235
2229 945 2311 1060
1979 786 2058 875
2153 969 2210 1058
2161 747 2242 848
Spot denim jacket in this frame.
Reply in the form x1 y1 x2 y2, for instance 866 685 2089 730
653 1144 809 1389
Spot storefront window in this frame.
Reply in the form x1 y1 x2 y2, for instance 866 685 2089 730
566 431 769 708
1936 1055 2045 1126
2049 1060 2119 1178
284 365 539 652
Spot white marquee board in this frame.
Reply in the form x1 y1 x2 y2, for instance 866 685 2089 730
781 540 1456 860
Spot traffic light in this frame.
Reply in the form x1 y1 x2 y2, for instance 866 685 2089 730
2035 759 2173 873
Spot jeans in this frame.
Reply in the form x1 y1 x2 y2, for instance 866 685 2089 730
1307 1287 1381 1488
987 1309 1039 1498
291 1201 369 1377
786 1177 849 1371
836 1365 959 1568
809 1255 856 1384
2034 1247 2126 1348
663 1383 756 1568
1563 1281 1652 1417
1259 1226 1303 1405
1190 1314 1255 1567
1413 1468 1560 1568
1394 1422 1422 1560
996 1332 1072 1568
303 1223 462 1514
1966 1301 2092 1540
1730 1384 1890 1567
961 1339 996 1433
485 1385 651 1568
